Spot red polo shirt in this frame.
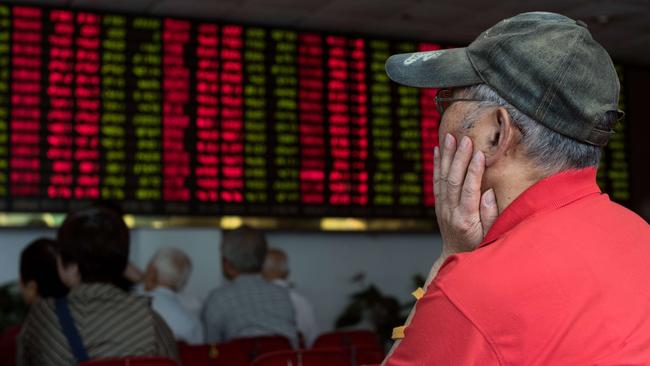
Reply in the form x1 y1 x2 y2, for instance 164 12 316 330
386 168 650 365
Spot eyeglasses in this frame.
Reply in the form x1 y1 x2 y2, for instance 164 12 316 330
435 89 484 115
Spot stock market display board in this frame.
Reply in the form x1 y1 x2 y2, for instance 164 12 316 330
0 4 630 225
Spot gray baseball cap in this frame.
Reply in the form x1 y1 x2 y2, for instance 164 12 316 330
385 12 622 146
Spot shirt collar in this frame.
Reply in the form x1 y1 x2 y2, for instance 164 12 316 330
149 286 177 297
480 167 601 247
233 273 264 284
272 279 290 288
69 282 129 301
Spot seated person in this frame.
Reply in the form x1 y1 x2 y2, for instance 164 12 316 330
19 238 69 304
263 248 319 347
143 248 203 344
90 199 140 292
17 208 179 366
202 226 298 346
0 238 69 366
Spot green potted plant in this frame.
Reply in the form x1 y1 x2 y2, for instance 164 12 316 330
0 281 29 332
335 272 425 350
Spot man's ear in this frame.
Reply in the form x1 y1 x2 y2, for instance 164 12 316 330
222 258 237 280
21 280 39 305
57 256 81 288
485 107 517 167
143 265 157 291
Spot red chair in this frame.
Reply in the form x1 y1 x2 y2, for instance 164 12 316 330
0 324 22 366
177 343 220 366
312 330 381 350
250 349 350 366
312 331 383 366
227 335 293 360
348 346 384 365
310 345 383 366
178 336 292 366
78 357 179 366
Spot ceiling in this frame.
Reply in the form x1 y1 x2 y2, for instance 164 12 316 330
24 0 650 66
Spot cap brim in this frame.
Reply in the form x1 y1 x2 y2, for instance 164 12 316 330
385 47 483 88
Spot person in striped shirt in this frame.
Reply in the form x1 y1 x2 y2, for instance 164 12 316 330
17 207 179 366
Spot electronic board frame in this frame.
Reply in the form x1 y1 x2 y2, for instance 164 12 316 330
0 2 629 231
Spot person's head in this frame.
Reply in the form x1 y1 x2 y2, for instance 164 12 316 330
262 248 289 281
221 226 268 280
143 248 192 292
57 207 130 289
386 12 621 202
435 85 618 193
19 238 69 304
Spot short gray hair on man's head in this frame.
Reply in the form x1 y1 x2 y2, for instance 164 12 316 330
221 226 268 273
150 247 192 291
456 84 616 175
263 248 289 275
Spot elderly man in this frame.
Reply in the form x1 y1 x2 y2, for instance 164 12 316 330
383 12 650 365
202 227 298 346
143 248 203 345
263 248 319 347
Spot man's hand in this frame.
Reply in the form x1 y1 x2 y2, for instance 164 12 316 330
434 134 499 258
383 134 500 365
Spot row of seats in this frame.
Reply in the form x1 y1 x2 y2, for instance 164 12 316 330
81 349 353 366
78 330 384 366
178 330 383 366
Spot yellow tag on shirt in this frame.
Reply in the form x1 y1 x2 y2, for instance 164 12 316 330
209 345 219 359
412 287 425 300
392 325 405 340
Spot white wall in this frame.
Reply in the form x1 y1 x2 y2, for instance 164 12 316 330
1 228 442 332
0 228 57 283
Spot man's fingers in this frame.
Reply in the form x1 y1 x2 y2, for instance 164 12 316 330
445 136 474 205
433 146 440 198
439 133 456 182
438 133 456 201
459 150 485 214
480 188 499 237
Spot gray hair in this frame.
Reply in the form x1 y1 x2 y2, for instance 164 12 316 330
457 84 615 175
221 226 268 273
150 247 192 291
263 248 289 274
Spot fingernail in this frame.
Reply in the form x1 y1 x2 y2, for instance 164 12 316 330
434 146 439 158
473 150 483 163
484 188 496 206
460 136 470 150
445 134 454 148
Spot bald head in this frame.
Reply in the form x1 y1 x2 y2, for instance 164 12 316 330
263 248 289 281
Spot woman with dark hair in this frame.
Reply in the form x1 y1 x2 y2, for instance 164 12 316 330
0 238 69 366
17 208 179 366
56 206 131 289
19 238 69 303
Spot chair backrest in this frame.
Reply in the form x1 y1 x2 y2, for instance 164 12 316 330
312 330 381 350
78 357 179 366
177 343 219 366
177 336 293 366
348 346 384 366
250 349 350 366
0 324 22 366
227 335 293 360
